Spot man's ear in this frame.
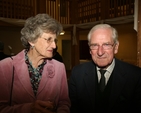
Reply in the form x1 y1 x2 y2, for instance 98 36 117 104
90 49 92 55
114 42 119 54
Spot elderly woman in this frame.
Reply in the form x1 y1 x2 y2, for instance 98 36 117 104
0 14 70 113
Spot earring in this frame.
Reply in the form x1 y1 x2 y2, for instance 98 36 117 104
31 45 34 49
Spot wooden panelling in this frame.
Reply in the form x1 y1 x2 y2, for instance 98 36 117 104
77 0 101 23
0 0 35 19
0 0 70 24
77 0 134 24
0 0 134 24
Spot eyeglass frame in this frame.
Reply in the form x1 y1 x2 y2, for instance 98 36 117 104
43 37 58 44
89 42 116 50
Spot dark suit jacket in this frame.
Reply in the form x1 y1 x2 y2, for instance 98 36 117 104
68 58 141 113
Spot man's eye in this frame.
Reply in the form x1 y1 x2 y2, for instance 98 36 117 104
92 44 98 47
90 44 95 46
103 43 110 46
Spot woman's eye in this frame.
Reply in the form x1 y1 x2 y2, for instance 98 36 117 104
45 37 53 43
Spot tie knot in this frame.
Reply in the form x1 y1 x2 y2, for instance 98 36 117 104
99 69 106 75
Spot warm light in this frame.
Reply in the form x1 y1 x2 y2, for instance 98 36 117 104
60 30 65 35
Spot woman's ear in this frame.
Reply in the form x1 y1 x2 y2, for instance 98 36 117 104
28 41 34 47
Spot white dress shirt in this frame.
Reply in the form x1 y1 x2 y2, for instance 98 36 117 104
97 59 115 84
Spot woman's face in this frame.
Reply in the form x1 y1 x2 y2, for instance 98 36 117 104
89 28 119 68
30 32 57 59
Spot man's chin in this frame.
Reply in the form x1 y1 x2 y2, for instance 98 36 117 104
96 63 108 69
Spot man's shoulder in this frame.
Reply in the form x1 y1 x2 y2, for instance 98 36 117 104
73 61 94 71
115 58 141 72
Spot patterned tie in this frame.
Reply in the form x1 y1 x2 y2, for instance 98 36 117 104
99 69 106 92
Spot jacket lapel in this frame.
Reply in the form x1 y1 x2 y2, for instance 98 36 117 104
83 62 97 108
108 59 126 110
37 65 48 95
37 59 54 95
13 50 35 98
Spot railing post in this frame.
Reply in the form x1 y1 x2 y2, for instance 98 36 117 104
70 27 80 69
36 0 46 14
70 0 80 69
101 0 109 20
137 0 141 67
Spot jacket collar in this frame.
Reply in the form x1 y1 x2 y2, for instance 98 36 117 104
11 50 55 98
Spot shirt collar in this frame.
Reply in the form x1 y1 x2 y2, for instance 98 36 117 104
96 58 115 74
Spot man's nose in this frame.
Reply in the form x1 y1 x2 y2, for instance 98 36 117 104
97 45 105 56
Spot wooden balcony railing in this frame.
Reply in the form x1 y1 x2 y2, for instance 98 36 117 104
77 0 134 23
0 0 134 25
0 0 36 19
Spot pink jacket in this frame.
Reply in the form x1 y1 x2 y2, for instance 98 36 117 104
0 50 70 113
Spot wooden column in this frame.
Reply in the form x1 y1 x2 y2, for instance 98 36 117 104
137 0 141 67
71 30 80 69
70 0 80 69
101 0 108 19
36 0 46 13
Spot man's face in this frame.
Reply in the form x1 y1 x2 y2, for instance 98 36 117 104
89 28 119 68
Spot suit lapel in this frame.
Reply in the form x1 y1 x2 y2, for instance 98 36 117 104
108 59 126 110
83 63 97 107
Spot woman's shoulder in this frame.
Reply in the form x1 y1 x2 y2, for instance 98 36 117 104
0 57 13 66
46 59 65 68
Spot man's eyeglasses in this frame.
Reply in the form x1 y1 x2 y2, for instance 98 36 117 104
43 37 58 44
89 43 115 50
